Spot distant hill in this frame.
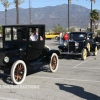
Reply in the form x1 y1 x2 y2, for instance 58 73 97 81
0 4 100 30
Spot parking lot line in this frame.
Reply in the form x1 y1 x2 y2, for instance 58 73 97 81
73 58 92 68
65 67 100 70
0 97 19 100
29 75 100 83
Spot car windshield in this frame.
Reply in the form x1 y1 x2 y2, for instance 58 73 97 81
70 33 86 41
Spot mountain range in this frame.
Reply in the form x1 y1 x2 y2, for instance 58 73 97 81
0 4 100 30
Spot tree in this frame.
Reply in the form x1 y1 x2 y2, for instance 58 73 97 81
90 9 100 36
14 0 24 24
97 30 100 35
0 26 2 33
0 0 12 25
53 24 67 33
70 27 76 32
86 0 96 31
86 0 96 2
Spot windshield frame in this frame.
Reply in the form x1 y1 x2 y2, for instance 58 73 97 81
70 33 87 41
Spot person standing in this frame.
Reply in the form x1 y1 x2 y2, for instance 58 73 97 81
59 32 64 45
63 32 69 41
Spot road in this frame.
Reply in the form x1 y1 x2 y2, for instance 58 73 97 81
0 39 100 100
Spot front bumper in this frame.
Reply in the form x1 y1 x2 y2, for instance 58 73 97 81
60 52 82 55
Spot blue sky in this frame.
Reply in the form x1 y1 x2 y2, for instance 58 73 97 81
0 0 100 11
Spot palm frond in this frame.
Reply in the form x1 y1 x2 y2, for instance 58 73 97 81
90 9 99 22
1 0 12 8
14 0 24 5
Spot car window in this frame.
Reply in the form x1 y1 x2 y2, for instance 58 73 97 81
5 27 11 41
13 27 17 40
16 27 27 41
29 27 43 41
87 34 92 39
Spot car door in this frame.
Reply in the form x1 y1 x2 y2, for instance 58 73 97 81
26 26 45 60
27 41 44 60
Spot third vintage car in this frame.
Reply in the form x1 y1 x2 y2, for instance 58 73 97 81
58 32 98 60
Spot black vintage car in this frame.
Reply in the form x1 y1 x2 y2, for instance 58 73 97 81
0 24 60 85
58 32 98 60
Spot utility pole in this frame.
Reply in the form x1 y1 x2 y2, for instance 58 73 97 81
29 0 32 24
68 0 70 32
68 0 71 32
90 0 93 32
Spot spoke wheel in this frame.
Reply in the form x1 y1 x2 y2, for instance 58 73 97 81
11 60 27 85
93 46 97 56
49 53 59 72
86 43 90 52
81 48 87 60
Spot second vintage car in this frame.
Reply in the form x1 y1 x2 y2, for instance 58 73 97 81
58 32 98 60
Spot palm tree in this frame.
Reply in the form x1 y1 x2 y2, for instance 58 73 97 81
90 9 100 36
0 0 12 25
14 0 24 24
86 0 96 31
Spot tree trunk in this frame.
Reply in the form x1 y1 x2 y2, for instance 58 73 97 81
93 22 97 36
5 8 7 25
16 0 19 24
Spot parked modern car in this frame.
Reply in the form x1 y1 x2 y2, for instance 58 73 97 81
0 24 60 85
45 33 59 40
58 32 98 60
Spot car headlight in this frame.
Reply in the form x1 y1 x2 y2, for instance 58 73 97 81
75 42 79 46
64 41 68 46
4 56 9 63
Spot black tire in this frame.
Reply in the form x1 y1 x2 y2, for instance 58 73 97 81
11 60 27 85
49 53 59 72
55 36 58 40
93 46 97 56
81 48 87 60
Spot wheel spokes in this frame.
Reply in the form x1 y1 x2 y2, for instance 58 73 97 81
14 63 24 82
83 49 87 59
51 56 57 70
94 46 97 55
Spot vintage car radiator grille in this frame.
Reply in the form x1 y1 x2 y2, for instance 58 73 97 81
68 42 75 52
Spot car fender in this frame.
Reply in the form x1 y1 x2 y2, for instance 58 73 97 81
82 47 88 52
46 50 60 62
48 49 60 56
92 43 98 51
8 57 30 67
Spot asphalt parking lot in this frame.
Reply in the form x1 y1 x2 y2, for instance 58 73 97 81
0 39 100 100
